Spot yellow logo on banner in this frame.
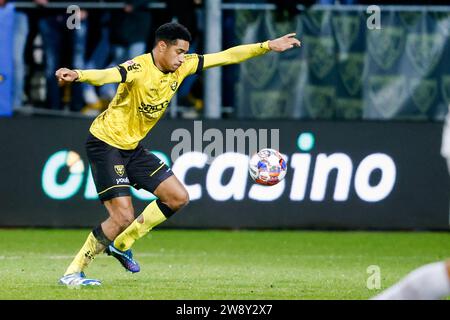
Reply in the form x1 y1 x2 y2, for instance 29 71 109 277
339 53 365 96
336 98 363 120
433 12 450 36
277 60 306 86
304 10 328 32
368 76 406 118
114 165 125 177
305 36 335 79
332 14 360 53
304 85 336 119
441 75 450 105
234 10 260 41
399 12 422 28
368 27 405 71
270 12 302 39
242 53 278 89
249 91 289 119
406 33 445 77
409 78 437 114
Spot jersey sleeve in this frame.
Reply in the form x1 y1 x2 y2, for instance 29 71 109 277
75 68 122 86
178 54 204 77
74 54 147 85
116 55 147 83
203 41 271 70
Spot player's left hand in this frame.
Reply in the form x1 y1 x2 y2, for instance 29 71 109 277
268 33 301 52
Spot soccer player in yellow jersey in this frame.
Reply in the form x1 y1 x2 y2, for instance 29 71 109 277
55 22 300 286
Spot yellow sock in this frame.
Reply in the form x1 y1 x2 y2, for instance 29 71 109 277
64 232 107 275
113 201 167 251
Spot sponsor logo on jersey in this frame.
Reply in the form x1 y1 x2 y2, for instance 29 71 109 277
127 63 142 72
139 101 169 114
116 177 130 184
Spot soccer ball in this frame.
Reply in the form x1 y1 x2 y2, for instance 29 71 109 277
248 148 287 186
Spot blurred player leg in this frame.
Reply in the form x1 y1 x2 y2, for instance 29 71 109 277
372 260 450 300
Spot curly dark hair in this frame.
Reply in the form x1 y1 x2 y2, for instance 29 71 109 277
154 22 192 47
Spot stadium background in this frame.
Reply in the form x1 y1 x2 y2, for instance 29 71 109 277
1 0 450 301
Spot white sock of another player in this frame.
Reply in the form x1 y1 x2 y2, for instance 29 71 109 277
372 261 450 300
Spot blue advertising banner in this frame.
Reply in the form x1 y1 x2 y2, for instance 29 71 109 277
0 4 14 117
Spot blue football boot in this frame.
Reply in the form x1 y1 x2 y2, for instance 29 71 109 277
105 244 140 273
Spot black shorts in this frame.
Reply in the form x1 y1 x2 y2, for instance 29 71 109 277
86 133 174 202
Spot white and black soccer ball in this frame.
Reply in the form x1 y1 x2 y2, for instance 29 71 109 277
248 148 287 186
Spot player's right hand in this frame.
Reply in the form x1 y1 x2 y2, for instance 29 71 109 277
55 68 78 84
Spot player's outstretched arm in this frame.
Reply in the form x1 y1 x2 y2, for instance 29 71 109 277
203 33 301 70
55 67 122 86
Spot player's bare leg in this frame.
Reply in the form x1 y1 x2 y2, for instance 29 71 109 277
112 175 189 253
102 196 135 240
97 196 142 273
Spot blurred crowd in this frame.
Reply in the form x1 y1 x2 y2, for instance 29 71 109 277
1 0 446 116
2 0 204 116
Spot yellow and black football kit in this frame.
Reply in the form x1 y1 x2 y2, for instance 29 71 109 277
77 41 271 201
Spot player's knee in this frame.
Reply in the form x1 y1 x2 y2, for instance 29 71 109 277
169 190 189 212
118 213 134 229
109 200 135 228
119 205 135 225
180 191 190 208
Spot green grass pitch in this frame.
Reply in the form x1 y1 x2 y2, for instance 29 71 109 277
0 229 448 300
